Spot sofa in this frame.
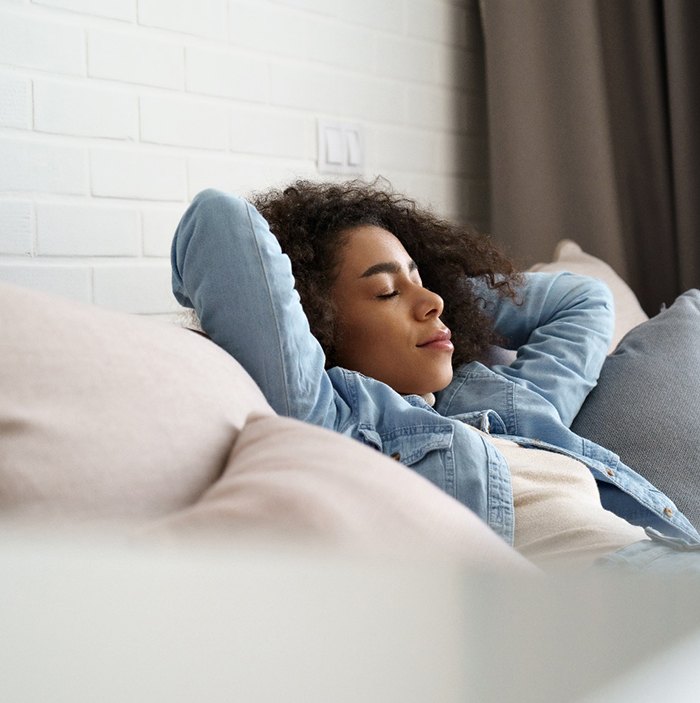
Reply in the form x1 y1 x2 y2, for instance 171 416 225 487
3 240 700 702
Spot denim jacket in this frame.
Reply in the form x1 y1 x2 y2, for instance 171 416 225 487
171 189 700 547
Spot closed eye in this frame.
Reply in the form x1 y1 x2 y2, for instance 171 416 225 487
376 290 399 299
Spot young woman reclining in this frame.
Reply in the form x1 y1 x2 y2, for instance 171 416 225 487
171 180 700 574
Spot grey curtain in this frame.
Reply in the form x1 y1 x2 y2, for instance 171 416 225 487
480 0 700 314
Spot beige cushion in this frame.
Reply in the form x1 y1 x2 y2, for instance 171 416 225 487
0 282 272 522
140 414 533 570
530 239 648 349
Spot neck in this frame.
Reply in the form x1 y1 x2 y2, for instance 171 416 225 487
421 392 436 407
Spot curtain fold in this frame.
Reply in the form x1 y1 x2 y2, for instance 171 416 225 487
480 0 700 314
664 1 700 294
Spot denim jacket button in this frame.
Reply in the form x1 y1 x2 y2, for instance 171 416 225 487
664 507 674 517
390 452 401 461
606 469 615 477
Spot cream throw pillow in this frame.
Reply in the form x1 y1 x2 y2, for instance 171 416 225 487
530 239 648 349
0 282 272 522
140 414 533 570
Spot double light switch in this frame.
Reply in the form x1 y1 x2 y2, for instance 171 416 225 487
317 119 364 175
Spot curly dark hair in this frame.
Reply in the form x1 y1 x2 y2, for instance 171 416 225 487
250 178 522 369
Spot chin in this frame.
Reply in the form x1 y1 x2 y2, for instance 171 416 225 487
431 369 454 393
384 367 453 396
410 375 453 397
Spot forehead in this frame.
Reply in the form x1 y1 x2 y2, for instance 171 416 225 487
338 225 411 273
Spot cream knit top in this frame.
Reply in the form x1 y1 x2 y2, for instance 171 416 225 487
470 427 648 569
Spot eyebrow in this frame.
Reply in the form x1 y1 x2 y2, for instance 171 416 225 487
359 260 418 279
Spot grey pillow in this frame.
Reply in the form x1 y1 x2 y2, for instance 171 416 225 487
571 289 700 530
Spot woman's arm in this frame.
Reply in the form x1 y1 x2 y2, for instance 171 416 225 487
481 271 614 426
171 189 337 428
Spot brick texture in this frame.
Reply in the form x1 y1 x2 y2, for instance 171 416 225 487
0 73 32 129
0 0 489 314
0 201 34 255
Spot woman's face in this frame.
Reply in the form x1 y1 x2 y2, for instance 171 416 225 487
330 224 454 395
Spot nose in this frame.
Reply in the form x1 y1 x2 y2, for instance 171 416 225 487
415 287 444 320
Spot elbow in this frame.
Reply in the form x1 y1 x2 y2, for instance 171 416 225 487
171 189 254 308
567 273 616 345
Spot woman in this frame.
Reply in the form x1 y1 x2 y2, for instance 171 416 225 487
171 180 700 573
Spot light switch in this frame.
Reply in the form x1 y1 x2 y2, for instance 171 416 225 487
317 119 364 175
346 128 362 167
325 126 344 165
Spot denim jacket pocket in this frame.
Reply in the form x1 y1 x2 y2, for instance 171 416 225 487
357 424 454 466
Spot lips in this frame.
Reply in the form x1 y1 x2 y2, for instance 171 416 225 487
417 328 454 351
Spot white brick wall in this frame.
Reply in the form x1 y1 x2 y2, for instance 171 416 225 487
0 201 33 255
90 147 187 200
0 12 85 75
185 46 268 102
142 207 184 257
36 202 141 256
0 0 489 315
0 137 88 194
92 262 174 313
34 79 139 140
33 0 136 22
139 0 228 40
88 29 185 89
0 73 32 129
140 94 229 150
0 263 92 302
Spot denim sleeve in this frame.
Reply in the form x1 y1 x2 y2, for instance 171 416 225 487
170 189 337 428
481 271 614 426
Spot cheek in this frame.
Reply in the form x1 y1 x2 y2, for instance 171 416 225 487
332 308 387 368
335 314 371 355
